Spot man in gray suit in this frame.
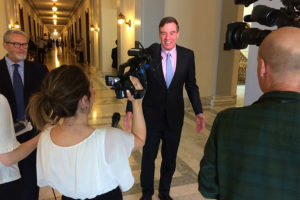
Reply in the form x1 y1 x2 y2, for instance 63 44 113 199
0 30 48 200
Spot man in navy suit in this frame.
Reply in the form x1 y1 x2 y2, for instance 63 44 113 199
0 30 48 200
124 17 206 200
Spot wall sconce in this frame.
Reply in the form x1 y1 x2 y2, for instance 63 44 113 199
135 19 141 26
90 25 100 32
90 24 95 31
9 21 20 30
14 21 20 29
118 13 131 28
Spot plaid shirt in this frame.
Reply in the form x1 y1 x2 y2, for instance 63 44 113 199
198 91 300 200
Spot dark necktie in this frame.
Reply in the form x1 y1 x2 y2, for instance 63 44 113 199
13 64 25 121
166 52 173 88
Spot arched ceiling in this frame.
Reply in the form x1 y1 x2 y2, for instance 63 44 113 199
26 0 83 33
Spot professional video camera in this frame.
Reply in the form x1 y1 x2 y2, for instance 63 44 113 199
224 0 300 50
105 42 151 99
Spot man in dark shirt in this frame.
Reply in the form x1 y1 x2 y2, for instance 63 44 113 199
111 40 118 69
198 27 300 200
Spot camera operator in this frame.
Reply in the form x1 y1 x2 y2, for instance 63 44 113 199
27 65 146 200
124 16 206 200
198 27 300 199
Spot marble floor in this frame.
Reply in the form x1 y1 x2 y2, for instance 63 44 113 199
38 45 245 200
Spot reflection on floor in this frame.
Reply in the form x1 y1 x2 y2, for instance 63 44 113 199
38 46 245 200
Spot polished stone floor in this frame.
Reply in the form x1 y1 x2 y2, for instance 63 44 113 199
38 45 245 200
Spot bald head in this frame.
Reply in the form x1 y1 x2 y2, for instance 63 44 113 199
257 27 300 92
258 27 300 74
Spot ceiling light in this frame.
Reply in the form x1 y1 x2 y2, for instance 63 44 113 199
52 3 57 12
53 14 57 18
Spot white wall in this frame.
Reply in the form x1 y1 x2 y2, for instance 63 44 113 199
244 0 283 105
140 0 164 47
119 0 135 64
165 0 221 97
0 0 9 58
100 0 117 74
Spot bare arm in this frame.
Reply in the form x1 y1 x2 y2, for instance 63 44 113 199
126 76 146 151
124 111 132 131
0 134 40 166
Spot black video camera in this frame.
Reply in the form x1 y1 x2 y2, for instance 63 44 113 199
224 0 300 50
105 42 151 99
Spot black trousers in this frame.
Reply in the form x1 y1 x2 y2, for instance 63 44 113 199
17 132 39 200
0 178 25 200
79 51 84 63
140 126 182 196
61 186 122 200
38 48 45 64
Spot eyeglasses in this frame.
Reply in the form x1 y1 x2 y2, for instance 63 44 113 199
5 42 28 49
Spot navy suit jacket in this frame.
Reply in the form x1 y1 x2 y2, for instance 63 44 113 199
0 57 48 123
127 43 202 130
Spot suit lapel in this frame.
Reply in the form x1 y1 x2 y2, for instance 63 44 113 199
0 59 15 94
0 58 17 119
23 61 31 106
168 45 184 88
151 45 167 88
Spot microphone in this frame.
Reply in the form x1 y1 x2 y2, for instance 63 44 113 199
111 112 121 128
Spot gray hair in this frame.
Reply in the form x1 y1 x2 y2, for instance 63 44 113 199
3 30 28 43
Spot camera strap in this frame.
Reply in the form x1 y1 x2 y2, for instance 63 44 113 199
134 89 146 99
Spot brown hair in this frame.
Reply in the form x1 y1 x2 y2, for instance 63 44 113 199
159 16 179 32
27 65 90 130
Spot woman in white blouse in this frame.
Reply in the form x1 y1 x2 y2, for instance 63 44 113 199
0 94 39 199
27 65 146 200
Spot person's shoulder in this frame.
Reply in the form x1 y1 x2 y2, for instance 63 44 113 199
25 60 48 71
216 105 254 121
0 57 6 66
147 43 161 52
104 127 127 135
94 128 106 134
176 44 193 54
0 94 9 106
39 127 52 142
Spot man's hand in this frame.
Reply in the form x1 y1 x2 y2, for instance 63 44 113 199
196 113 206 133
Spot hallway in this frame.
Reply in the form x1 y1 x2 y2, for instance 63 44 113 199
37 46 244 200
